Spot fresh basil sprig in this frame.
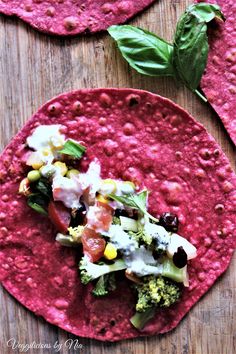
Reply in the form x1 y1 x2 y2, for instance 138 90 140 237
27 193 48 215
27 178 52 215
108 3 225 101
173 3 225 100
109 190 159 222
107 26 174 77
35 178 52 198
59 139 86 159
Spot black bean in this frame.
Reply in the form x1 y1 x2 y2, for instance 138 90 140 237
114 209 129 217
173 246 187 268
159 212 179 232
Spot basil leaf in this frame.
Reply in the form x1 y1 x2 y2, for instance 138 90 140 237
35 178 52 198
27 193 48 215
108 4 224 102
173 4 225 100
109 192 143 209
59 140 86 159
108 25 174 77
187 3 225 23
173 17 208 94
109 190 158 222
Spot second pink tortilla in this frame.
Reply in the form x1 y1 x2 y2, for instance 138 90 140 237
198 0 236 145
0 0 155 36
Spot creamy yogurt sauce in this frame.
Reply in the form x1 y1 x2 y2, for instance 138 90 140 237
144 223 171 251
104 224 138 255
105 225 164 277
53 175 83 209
27 125 65 151
27 125 65 165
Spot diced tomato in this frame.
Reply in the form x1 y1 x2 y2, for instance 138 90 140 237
96 200 113 212
87 205 113 232
81 228 106 262
98 206 113 230
48 201 71 233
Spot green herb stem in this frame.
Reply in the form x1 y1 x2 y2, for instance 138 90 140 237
194 89 208 102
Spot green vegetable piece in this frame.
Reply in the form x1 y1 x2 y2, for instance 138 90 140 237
79 257 126 285
107 272 116 292
59 139 86 159
27 193 48 215
109 190 159 223
27 170 41 182
92 275 109 297
108 25 174 77
130 307 156 330
120 216 138 232
56 232 81 247
129 229 152 246
112 216 121 225
162 258 188 284
35 178 52 198
173 3 225 100
135 275 180 312
92 273 116 297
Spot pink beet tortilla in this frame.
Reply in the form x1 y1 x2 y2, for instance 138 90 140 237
0 0 155 36
0 88 235 341
197 0 236 145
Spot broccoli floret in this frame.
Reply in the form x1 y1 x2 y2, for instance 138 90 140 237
56 226 84 247
92 273 116 297
106 272 116 291
130 307 156 330
135 275 180 312
129 229 152 246
92 275 108 296
112 216 121 225
79 256 126 285
130 275 180 330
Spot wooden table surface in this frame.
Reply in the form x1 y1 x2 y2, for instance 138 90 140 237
0 1 235 353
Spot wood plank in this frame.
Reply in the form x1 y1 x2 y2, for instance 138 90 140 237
0 0 235 353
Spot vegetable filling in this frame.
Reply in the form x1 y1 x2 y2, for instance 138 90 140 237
19 125 197 330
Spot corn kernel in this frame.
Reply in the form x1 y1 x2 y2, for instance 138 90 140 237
100 179 117 195
32 162 44 170
96 194 109 204
26 152 44 170
104 243 117 260
53 161 68 176
66 169 80 178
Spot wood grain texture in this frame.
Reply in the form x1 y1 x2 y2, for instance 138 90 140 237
0 1 235 353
